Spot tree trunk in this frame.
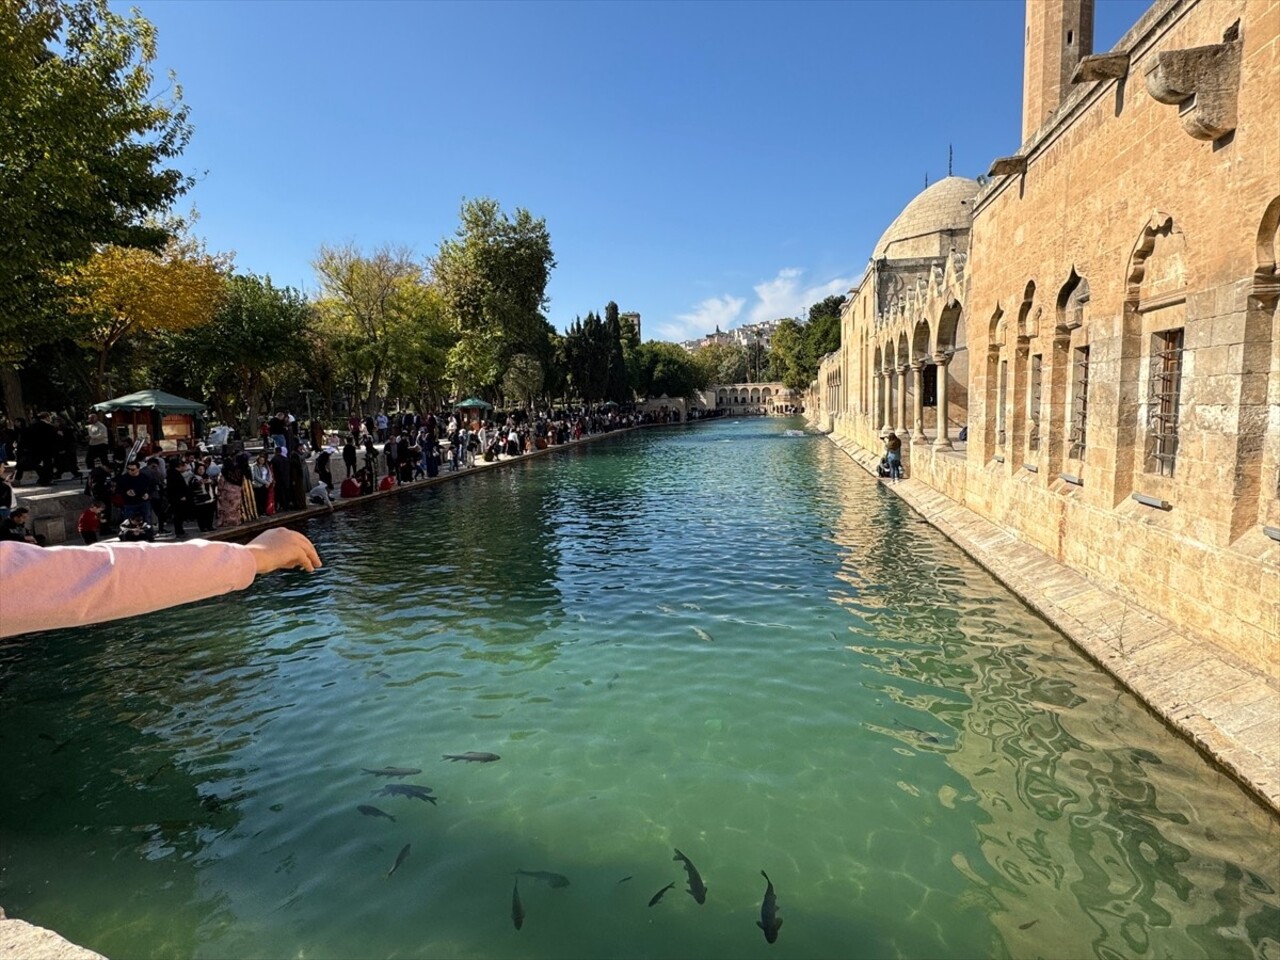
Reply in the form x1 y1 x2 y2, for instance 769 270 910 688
1 362 25 420
365 358 383 416
245 374 263 437
94 347 110 402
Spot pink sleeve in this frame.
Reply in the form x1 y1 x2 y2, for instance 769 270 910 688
0 540 257 638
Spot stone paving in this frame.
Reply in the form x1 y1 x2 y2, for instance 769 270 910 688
0 909 103 960
826 433 1280 817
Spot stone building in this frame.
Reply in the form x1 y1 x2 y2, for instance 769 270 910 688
811 0 1279 677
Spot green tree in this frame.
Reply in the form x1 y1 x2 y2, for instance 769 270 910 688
1 0 193 413
154 273 314 432
432 198 555 391
603 301 630 403
312 243 428 414
807 294 844 358
633 341 707 399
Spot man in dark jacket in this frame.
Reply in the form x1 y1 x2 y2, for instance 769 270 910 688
165 459 190 539
115 460 156 524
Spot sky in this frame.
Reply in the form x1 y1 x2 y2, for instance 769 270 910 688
127 0 1152 343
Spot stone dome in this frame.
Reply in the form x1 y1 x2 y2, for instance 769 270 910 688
873 176 981 260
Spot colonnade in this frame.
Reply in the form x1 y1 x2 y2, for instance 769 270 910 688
870 355 953 449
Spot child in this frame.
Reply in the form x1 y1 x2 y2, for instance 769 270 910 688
78 500 105 545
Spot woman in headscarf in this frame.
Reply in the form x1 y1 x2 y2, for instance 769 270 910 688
216 458 245 527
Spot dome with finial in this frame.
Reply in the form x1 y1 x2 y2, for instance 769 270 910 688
872 176 980 260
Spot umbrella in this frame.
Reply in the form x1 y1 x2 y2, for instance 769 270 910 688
455 397 494 410
92 389 206 415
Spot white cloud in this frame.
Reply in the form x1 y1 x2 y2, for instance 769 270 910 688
747 268 856 325
655 294 746 342
656 268 857 344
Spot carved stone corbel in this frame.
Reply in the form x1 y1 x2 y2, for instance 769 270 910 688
1144 39 1242 141
987 155 1027 178
1071 52 1130 84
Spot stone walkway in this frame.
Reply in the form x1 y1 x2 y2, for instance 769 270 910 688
826 433 1280 817
0 909 103 960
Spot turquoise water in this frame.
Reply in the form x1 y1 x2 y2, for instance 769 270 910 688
1 418 1277 960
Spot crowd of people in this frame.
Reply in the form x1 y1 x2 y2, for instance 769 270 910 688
0 403 697 546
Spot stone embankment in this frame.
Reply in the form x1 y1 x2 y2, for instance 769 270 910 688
822 430 1280 817
0 908 104 960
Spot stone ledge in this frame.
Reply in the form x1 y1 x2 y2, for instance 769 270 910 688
822 432 1280 816
0 912 104 959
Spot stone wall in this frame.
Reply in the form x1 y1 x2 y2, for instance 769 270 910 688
814 0 1279 678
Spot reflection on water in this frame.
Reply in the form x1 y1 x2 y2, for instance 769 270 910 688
0 419 1276 960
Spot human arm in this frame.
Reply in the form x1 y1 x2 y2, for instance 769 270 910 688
0 530 321 638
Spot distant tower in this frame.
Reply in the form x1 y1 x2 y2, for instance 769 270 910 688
1022 0 1094 144
620 311 641 341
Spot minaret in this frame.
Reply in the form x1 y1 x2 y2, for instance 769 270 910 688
1022 0 1094 144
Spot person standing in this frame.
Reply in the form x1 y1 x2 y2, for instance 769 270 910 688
342 436 357 483
270 447 293 512
189 462 216 531
166 458 190 539
884 431 903 482
85 413 110 470
0 469 14 521
216 458 245 528
77 501 104 544
250 453 273 518
116 460 155 525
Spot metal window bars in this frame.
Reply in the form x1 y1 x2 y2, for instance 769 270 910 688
1068 347 1089 460
1028 354 1043 452
1146 329 1184 477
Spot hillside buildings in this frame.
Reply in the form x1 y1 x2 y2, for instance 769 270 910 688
810 0 1279 678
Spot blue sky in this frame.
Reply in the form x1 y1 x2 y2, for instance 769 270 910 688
130 0 1150 343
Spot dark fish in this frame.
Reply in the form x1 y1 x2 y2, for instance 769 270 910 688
757 870 783 943
617 876 633 884
374 783 437 804
38 733 72 754
357 804 395 822
361 766 422 778
648 881 676 907
386 843 410 879
515 869 570 888
1019 919 1039 931
512 879 525 931
443 752 500 763
673 848 707 904
893 719 941 744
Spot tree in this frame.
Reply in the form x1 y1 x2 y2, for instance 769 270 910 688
61 235 227 399
1 0 193 413
695 341 747 384
312 243 427 414
807 294 844 358
155 273 313 432
432 198 555 391
603 301 630 403
632 341 707 400
768 317 810 391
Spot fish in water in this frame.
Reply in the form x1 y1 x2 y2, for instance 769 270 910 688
361 766 422 778
443 752 500 763
757 870 783 943
692 626 714 643
1019 919 1039 931
893 719 941 744
617 876 633 884
673 848 707 904
648 881 676 907
511 879 525 931
38 733 72 754
374 784 437 805
515 869 570 888
386 843 411 879
357 804 395 822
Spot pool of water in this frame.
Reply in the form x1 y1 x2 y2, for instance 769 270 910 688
1 418 1276 959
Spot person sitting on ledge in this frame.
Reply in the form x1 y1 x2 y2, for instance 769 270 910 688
0 528 322 639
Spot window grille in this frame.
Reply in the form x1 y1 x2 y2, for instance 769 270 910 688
1028 354 1043 452
997 359 1008 447
1146 329 1184 477
1068 346 1089 459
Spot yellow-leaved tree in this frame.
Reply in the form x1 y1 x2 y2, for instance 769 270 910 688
63 236 230 399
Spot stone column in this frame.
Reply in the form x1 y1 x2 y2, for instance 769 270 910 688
896 363 906 435
934 354 952 449
880 368 892 433
911 361 925 440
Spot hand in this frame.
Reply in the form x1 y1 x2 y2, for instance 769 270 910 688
244 528 322 576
